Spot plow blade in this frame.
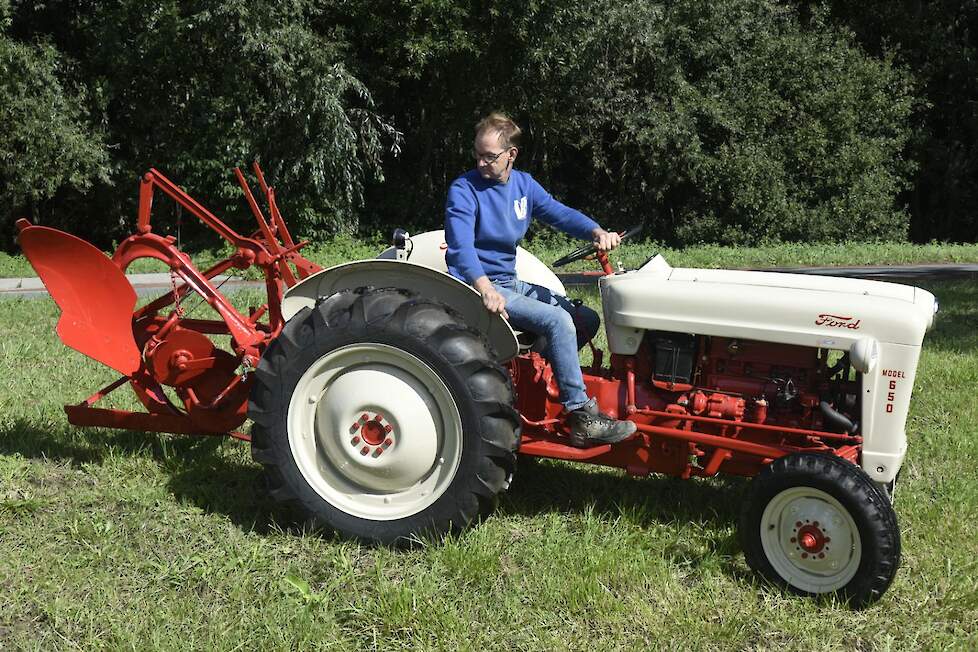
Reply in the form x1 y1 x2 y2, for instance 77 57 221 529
17 220 141 376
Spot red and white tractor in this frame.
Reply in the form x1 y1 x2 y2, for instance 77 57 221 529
17 166 936 607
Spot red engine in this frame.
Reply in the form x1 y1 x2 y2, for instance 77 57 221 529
512 330 862 478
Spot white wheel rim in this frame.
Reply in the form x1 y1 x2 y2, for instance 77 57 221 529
287 343 463 520
759 486 862 594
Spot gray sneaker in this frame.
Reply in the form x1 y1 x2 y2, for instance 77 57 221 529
566 398 638 448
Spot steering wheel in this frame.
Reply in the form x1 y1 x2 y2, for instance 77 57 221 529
552 224 644 268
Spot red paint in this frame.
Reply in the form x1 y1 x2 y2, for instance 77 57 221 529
19 164 322 439
17 223 142 376
796 524 827 554
513 333 863 479
361 420 386 446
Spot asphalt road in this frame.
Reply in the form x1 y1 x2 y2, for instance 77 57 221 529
3 264 977 299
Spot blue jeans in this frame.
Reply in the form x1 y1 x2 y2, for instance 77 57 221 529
493 278 597 410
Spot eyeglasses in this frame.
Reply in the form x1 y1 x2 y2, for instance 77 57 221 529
472 148 511 164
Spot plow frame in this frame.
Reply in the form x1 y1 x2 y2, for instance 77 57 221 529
17 163 323 441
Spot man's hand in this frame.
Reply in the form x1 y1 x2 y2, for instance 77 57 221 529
474 276 508 319
592 227 623 252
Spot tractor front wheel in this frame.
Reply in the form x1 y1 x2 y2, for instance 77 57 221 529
739 453 900 607
249 287 520 544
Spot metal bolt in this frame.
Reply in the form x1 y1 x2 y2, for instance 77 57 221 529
877 465 885 474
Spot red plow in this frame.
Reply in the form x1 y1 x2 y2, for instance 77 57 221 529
17 164 321 441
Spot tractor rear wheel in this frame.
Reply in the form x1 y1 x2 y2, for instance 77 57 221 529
249 287 519 544
739 453 900 607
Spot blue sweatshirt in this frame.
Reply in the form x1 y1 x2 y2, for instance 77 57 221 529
445 169 600 283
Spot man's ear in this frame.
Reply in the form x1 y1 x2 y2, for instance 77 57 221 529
509 147 519 164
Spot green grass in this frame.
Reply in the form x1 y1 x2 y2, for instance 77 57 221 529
6 234 978 280
1 282 977 649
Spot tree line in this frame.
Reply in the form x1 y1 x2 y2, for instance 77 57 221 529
1 1 975 250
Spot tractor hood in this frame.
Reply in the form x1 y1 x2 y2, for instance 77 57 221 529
601 255 938 354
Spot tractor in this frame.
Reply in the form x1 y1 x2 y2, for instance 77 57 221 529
16 166 937 607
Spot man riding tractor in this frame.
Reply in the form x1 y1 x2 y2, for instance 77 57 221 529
444 112 636 447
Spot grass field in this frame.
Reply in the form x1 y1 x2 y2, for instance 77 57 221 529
1 279 977 650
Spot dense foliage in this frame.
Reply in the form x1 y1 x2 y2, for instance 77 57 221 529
811 1 978 242
0 1 109 235
2 0 968 249
4 0 397 246
335 1 914 244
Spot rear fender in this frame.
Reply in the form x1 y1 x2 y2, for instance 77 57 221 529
281 259 519 363
377 229 567 296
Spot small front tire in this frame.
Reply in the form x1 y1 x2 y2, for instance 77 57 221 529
739 453 901 607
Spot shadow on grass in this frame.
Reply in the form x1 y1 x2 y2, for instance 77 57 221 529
0 418 107 465
502 456 753 580
0 417 283 534
1 417 757 582
505 455 745 528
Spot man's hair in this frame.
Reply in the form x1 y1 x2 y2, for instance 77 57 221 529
476 112 522 149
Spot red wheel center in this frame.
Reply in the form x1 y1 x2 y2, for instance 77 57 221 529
796 524 826 553
361 420 386 446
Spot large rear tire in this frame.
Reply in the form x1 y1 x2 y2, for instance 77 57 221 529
739 453 900 607
249 287 520 544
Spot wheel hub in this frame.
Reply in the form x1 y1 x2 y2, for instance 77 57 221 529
794 522 829 557
287 343 463 520
350 413 393 452
314 364 439 491
760 487 861 593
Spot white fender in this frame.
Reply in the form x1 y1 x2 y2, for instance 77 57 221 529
281 259 519 363
377 229 567 295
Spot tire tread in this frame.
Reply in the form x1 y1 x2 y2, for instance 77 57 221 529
250 286 519 544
